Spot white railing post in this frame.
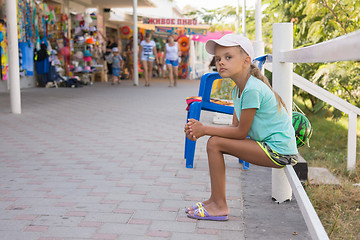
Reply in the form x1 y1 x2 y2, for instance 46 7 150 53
272 23 293 202
347 112 357 171
6 0 21 114
253 0 264 58
133 0 139 86
242 0 246 36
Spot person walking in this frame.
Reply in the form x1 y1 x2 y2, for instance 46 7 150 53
105 36 118 75
111 47 124 85
125 36 135 80
139 33 158 87
164 35 180 87
184 34 298 221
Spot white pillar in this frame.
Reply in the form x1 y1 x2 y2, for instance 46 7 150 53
272 23 293 203
253 0 264 58
133 0 139 86
235 0 239 34
242 0 246 36
6 0 21 114
347 112 357 171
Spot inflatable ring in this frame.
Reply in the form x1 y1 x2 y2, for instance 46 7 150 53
121 26 130 36
178 63 188 79
178 35 189 52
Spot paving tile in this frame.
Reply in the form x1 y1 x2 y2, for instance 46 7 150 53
0 79 310 240
97 223 148 235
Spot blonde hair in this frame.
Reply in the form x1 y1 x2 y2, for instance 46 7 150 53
249 64 287 112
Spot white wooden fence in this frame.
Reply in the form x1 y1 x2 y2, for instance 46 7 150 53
270 23 360 240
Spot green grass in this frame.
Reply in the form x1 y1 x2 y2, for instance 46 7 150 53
295 97 360 240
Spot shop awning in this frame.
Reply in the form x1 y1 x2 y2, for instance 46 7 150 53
90 0 156 8
137 22 210 30
191 31 233 43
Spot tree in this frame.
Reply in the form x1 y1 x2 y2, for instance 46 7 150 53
263 0 360 114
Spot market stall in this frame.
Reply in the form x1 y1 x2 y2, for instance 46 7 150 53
138 17 210 79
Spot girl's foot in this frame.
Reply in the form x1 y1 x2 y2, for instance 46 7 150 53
186 199 211 213
187 201 229 218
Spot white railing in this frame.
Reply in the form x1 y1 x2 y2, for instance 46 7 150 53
270 23 360 240
265 63 360 171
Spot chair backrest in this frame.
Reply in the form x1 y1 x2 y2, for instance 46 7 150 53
198 72 221 101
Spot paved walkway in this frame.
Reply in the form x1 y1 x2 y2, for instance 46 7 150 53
0 78 310 240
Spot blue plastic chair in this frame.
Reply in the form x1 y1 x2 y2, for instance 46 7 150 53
184 55 270 169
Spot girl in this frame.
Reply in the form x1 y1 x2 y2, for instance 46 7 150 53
164 35 180 87
139 33 158 87
184 34 298 221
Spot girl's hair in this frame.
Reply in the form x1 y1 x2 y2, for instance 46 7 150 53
249 64 288 112
167 35 174 42
234 45 287 112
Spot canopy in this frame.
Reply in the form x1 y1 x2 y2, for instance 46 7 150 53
90 0 155 8
191 31 232 43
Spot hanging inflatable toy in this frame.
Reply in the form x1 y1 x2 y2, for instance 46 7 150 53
292 112 313 148
177 35 190 52
121 26 130 36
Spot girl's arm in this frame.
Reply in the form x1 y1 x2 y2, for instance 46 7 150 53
187 108 256 140
139 45 143 59
153 46 158 63
232 110 239 127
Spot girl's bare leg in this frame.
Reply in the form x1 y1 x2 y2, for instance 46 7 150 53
129 67 133 80
188 137 280 217
167 64 173 87
147 61 153 86
173 66 178 86
142 60 149 86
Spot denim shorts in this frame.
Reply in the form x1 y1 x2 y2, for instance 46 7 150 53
165 59 179 67
257 141 298 167
112 68 121 77
141 54 155 62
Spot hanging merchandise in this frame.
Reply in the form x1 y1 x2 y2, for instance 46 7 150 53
0 20 8 81
121 26 131 37
177 35 190 79
34 41 50 87
178 35 190 52
90 13 97 21
85 37 95 45
19 42 34 76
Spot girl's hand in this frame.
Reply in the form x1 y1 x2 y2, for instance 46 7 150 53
187 119 205 140
184 123 196 141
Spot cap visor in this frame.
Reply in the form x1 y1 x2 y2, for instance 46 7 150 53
205 40 217 55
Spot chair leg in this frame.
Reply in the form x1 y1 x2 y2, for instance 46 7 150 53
238 159 250 170
184 102 202 168
185 138 196 168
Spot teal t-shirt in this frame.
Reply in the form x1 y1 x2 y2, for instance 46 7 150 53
232 75 298 155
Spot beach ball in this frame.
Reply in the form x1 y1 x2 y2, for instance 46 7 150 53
292 112 313 148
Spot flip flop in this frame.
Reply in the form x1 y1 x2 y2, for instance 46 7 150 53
187 206 228 221
185 202 204 213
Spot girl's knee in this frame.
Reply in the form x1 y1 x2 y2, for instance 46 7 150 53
207 136 222 152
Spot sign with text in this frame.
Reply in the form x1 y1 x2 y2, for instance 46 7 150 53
185 28 207 36
154 26 176 35
143 18 198 26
